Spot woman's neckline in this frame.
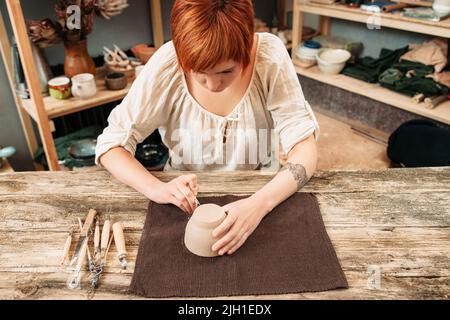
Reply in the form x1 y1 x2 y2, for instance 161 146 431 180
180 33 261 120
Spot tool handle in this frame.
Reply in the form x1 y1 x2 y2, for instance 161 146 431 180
94 220 100 252
60 233 72 265
113 222 127 256
76 238 88 270
101 219 111 253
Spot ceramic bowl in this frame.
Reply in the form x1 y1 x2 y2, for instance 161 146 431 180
68 138 97 160
105 72 128 90
316 48 351 75
184 204 227 257
135 143 168 168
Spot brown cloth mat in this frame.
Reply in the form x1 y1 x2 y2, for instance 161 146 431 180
129 193 348 298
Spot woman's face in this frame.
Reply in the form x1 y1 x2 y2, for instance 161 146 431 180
189 60 243 93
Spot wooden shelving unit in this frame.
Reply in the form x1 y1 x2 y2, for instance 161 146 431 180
0 159 14 174
20 67 132 120
295 65 450 124
291 0 450 125
0 0 164 171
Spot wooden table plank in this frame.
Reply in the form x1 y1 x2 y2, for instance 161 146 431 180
0 167 449 299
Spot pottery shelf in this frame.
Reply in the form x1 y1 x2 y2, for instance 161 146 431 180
294 63 450 125
20 67 132 120
291 0 450 126
0 0 164 171
295 1 450 38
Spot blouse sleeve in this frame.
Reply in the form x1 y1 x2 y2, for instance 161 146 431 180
95 43 174 167
265 35 320 155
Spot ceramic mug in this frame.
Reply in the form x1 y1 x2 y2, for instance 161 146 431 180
135 65 145 78
48 76 71 100
184 204 227 257
71 73 97 99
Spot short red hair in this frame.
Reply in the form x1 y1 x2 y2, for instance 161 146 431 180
171 0 255 72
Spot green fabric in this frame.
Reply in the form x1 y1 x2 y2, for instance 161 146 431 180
34 125 102 168
379 75 448 97
391 60 435 78
378 68 403 86
342 46 409 83
379 68 448 97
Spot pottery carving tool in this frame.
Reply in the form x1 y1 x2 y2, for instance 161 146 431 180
100 208 111 262
113 222 128 269
180 186 200 208
67 209 97 289
89 234 114 289
94 216 100 263
70 209 96 266
60 230 73 265
78 218 95 272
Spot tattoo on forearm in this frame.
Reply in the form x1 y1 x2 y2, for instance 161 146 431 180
280 162 309 190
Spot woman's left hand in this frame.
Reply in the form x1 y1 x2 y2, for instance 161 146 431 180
211 195 269 255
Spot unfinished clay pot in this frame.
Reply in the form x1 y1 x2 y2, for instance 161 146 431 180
184 204 227 257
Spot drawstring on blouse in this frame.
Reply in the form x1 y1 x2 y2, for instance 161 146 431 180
221 113 240 144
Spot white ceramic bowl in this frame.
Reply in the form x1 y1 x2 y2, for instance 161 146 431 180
316 48 351 75
433 2 450 17
295 45 320 67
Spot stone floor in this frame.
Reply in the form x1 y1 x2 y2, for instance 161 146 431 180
315 111 391 170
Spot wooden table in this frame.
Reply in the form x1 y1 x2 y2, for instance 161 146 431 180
0 168 449 300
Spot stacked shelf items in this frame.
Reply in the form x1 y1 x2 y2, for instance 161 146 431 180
291 0 450 125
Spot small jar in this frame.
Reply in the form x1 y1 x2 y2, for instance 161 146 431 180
184 204 227 257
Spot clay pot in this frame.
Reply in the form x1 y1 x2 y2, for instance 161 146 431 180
184 204 227 257
64 39 96 78
105 72 128 90
131 44 157 64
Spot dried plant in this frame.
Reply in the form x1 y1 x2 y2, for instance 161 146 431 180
27 19 63 48
27 0 129 47
96 0 129 20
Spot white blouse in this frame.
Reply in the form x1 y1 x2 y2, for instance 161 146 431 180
95 32 320 171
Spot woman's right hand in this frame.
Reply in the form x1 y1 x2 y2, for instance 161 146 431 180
148 174 199 214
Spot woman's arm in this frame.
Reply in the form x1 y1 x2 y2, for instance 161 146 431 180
99 147 199 214
211 133 318 255
254 133 318 212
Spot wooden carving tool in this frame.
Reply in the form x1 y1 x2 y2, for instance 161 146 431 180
100 209 111 262
112 222 128 269
94 216 100 262
425 95 448 109
78 217 95 272
69 209 97 266
60 230 73 265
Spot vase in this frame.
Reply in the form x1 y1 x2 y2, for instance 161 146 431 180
64 39 96 78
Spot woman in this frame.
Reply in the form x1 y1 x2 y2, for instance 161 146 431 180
95 0 320 256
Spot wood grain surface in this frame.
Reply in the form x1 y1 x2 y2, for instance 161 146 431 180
0 167 449 299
